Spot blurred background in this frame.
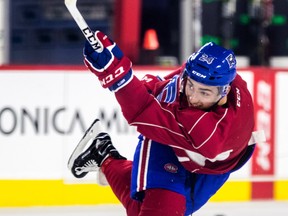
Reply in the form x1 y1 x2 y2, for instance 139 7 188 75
1 0 288 66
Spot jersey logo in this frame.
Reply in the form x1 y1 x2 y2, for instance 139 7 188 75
236 87 241 107
177 149 233 166
164 163 178 173
157 75 179 103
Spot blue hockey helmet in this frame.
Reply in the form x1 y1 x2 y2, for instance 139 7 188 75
183 42 237 86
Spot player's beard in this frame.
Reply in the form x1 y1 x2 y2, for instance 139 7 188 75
187 97 203 109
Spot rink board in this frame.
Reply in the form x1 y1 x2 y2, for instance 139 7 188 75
0 66 287 206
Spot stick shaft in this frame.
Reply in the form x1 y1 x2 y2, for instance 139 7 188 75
65 0 103 52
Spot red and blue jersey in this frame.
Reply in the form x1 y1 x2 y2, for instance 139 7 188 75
115 67 255 174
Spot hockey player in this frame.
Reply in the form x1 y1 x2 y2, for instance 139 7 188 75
69 31 257 216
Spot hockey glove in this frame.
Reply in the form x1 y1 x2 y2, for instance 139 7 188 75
84 31 133 91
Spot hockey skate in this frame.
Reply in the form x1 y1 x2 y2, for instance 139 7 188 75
68 119 126 179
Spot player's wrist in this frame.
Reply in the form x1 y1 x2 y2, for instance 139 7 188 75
108 69 133 92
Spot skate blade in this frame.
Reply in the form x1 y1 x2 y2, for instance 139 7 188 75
67 118 104 170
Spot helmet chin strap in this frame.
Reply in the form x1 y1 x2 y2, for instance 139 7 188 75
179 77 189 108
215 95 225 106
207 94 226 110
214 85 230 107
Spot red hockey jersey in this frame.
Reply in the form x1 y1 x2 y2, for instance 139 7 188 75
115 68 255 174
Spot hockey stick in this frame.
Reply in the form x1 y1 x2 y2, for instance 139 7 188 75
67 119 104 170
64 0 103 52
64 1 107 178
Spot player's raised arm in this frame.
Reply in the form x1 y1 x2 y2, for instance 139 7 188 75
83 31 166 125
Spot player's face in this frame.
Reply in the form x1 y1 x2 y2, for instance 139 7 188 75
185 77 222 110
